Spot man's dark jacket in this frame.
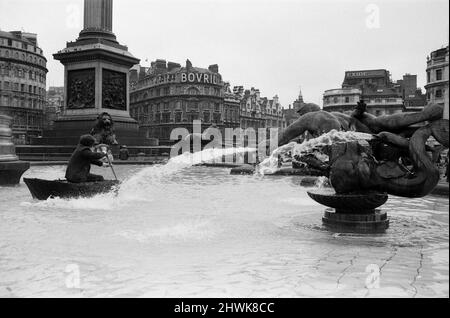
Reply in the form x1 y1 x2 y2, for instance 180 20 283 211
65 145 105 183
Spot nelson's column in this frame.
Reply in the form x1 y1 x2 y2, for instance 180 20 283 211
35 0 148 146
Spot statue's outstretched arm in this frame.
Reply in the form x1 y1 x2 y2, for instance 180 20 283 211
366 104 444 133
376 131 410 148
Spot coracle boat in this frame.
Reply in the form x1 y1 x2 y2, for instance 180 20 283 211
23 178 120 200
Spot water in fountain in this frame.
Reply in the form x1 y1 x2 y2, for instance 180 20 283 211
257 130 374 175
22 146 256 209
6 136 448 297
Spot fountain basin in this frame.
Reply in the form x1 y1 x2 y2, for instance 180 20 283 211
307 188 389 233
307 188 388 213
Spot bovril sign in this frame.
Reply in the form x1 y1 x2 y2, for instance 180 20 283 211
152 72 222 85
181 72 221 85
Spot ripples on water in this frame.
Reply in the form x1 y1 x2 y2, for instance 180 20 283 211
0 147 448 297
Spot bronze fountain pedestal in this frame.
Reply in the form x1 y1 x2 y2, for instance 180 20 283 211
308 189 389 233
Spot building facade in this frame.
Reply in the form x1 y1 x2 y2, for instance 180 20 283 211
0 31 48 144
44 86 64 130
130 59 231 144
323 88 362 114
130 59 286 144
237 87 285 131
425 46 449 119
323 69 404 116
223 82 241 131
395 74 427 112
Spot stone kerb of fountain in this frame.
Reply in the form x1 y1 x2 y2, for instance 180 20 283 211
0 114 30 185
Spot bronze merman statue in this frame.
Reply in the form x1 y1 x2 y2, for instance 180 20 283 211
275 101 449 198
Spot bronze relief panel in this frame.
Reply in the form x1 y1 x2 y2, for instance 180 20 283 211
102 69 127 110
67 68 96 109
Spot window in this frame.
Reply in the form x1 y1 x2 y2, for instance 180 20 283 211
436 89 442 98
203 112 210 123
162 113 171 123
436 69 443 81
187 113 199 122
175 112 182 123
333 97 338 104
213 113 221 123
427 71 431 83
188 101 198 111
188 87 198 95
345 97 350 103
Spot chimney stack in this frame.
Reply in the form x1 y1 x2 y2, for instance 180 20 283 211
208 64 219 73
167 62 181 71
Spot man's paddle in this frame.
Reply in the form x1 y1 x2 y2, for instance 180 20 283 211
97 144 118 181
105 151 118 181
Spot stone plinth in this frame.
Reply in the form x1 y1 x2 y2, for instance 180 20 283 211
308 189 390 233
34 0 149 147
0 115 30 185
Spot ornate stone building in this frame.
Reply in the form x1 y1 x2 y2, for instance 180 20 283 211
223 82 241 131
323 88 362 115
237 87 285 131
0 31 48 144
130 61 285 144
395 74 427 112
130 59 231 144
44 87 64 130
425 46 449 119
323 70 404 116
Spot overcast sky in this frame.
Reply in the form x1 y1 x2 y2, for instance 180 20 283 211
0 0 448 107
